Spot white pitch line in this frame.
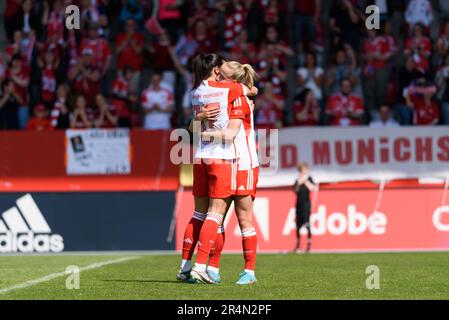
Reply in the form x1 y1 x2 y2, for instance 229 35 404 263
0 256 140 295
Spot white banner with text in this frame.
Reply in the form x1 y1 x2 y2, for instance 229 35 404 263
66 129 131 175
258 127 449 187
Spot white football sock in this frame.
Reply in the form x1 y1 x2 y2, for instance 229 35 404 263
207 266 220 274
194 263 207 272
244 269 255 276
181 259 191 272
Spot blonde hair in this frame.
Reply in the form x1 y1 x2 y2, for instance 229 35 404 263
226 61 258 88
298 162 309 171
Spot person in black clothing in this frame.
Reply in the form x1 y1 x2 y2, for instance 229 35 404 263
293 162 316 253
0 79 22 130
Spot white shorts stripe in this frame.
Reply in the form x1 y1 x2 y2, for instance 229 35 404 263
242 227 257 237
231 159 237 191
206 212 224 225
193 211 207 221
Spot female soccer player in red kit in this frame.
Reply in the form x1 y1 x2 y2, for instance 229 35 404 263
200 61 260 285
178 56 260 284
177 53 256 284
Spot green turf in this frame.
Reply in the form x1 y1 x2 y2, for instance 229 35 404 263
1 252 449 299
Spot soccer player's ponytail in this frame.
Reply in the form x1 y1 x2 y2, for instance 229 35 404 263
227 61 258 89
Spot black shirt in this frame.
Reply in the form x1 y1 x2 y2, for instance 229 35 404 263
0 91 20 130
294 176 315 207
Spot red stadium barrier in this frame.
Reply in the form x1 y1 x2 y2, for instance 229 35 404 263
0 130 179 191
175 183 449 252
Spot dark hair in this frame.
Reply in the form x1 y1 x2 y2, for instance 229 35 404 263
11 53 22 62
297 88 312 104
1 79 11 90
151 70 163 77
192 53 225 89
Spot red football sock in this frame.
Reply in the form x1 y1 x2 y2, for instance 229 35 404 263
208 226 225 268
242 227 257 270
196 212 224 265
181 211 206 261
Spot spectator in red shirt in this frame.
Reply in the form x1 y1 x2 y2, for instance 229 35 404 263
6 30 25 63
404 23 432 75
6 28 35 67
263 0 280 27
187 0 216 30
27 104 53 131
115 19 144 72
191 19 218 55
37 27 64 65
254 82 283 129
37 48 59 109
230 30 257 65
326 78 364 126
157 0 184 43
382 20 399 61
42 0 65 45
257 43 288 96
6 54 30 129
148 29 176 89
259 25 294 65
405 80 440 125
111 67 137 128
79 23 112 76
217 0 247 49
292 88 320 126
68 48 101 105
94 94 118 128
362 28 391 111
4 0 21 41
70 95 93 129
293 0 321 52
51 83 70 129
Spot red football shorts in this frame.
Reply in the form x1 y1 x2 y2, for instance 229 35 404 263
193 158 237 199
234 166 259 198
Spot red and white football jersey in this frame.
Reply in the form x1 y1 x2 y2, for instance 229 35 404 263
234 96 259 171
192 80 246 160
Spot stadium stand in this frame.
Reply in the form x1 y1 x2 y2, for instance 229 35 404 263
1 0 449 130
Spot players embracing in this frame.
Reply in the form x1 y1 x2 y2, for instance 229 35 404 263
177 53 260 285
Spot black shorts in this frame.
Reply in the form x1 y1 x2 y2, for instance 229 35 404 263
296 204 310 228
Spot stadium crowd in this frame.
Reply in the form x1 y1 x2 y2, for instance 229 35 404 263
1 0 449 131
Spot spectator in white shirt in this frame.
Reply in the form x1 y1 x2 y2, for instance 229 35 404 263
141 71 174 130
297 52 324 103
405 0 433 29
369 104 399 128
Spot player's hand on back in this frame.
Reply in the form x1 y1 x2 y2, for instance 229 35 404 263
196 104 220 121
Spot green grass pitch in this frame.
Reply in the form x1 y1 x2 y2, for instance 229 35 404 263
1 252 449 300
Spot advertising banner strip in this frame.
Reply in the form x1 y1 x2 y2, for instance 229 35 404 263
0 192 176 253
176 187 449 252
258 126 449 187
